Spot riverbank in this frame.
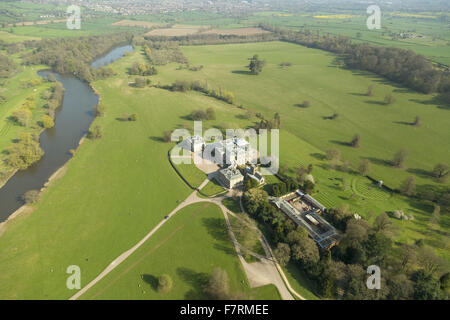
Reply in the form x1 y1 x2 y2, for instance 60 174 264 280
0 44 133 223
0 133 87 238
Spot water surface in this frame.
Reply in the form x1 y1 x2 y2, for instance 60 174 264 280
0 45 133 222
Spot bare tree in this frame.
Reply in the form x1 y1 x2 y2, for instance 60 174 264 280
204 268 230 300
392 149 408 168
274 243 291 266
350 133 361 148
400 176 416 196
358 159 371 176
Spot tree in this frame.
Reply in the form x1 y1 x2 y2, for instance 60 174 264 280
204 268 230 300
11 108 32 127
289 228 320 266
417 246 445 275
432 163 449 179
273 112 281 129
6 133 44 170
429 205 440 227
392 149 408 168
243 109 254 119
41 115 54 128
302 100 312 108
373 212 396 236
397 244 418 272
400 176 416 196
358 159 371 176
364 232 392 265
244 178 259 191
326 148 341 161
307 164 314 174
206 107 216 120
248 54 265 75
387 273 414 300
129 113 138 121
88 125 102 140
384 92 395 105
157 274 173 294
343 219 370 248
23 190 40 205
366 85 374 96
440 272 450 293
189 109 208 121
274 243 291 266
46 73 56 82
303 180 315 194
413 270 442 300
350 133 361 148
94 104 105 117
162 130 171 143
134 77 146 88
412 115 421 127
295 166 308 184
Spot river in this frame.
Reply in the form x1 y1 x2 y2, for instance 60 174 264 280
0 44 133 222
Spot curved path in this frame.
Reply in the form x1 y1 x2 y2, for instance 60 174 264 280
70 178 302 300
238 197 307 300
69 179 210 300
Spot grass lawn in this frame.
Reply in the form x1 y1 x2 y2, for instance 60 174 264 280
200 178 226 197
0 30 40 42
79 202 277 299
282 262 320 300
250 284 281 300
173 162 206 188
222 197 242 214
149 41 449 259
151 41 450 192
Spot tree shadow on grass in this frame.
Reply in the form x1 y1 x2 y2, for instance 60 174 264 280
142 274 158 291
177 267 209 300
365 100 387 106
149 136 165 143
349 92 368 97
202 217 235 256
231 70 253 75
406 167 432 179
294 102 314 108
235 114 250 120
310 153 326 161
393 120 413 126
363 156 391 167
330 140 350 147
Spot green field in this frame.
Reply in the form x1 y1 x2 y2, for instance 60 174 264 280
0 37 448 300
200 178 227 197
246 12 450 66
147 41 449 259
0 17 146 38
173 162 207 188
78 202 278 300
151 41 449 191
